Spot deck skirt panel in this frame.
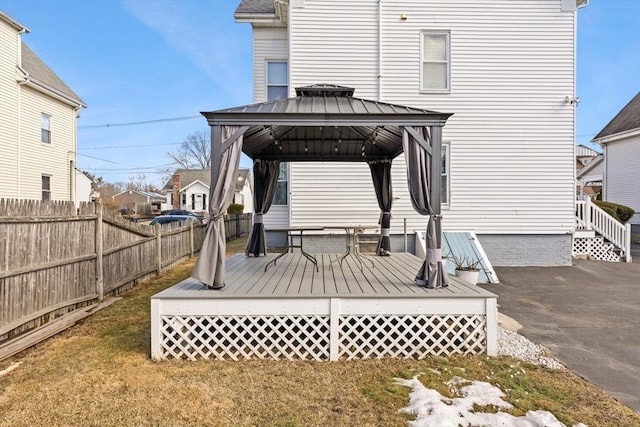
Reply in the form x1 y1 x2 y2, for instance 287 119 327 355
151 253 498 360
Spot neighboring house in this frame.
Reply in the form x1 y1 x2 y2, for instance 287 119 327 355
112 190 166 215
232 168 254 214
74 170 93 208
234 0 587 266
592 92 640 230
161 168 253 214
576 153 603 200
0 11 86 202
575 144 599 171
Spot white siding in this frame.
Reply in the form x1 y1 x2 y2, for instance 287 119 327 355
19 85 77 201
183 181 209 212
239 182 254 214
1 19 79 202
604 137 640 225
253 27 288 102
0 18 20 199
287 0 576 235
75 170 93 207
253 28 289 227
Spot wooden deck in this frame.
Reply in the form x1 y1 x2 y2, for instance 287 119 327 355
157 252 494 298
151 253 497 361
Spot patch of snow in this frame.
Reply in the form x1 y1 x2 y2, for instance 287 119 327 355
395 374 587 427
0 362 22 377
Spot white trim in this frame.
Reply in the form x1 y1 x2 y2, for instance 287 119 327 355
442 142 450 207
265 59 289 101
593 127 640 145
419 30 451 94
180 179 210 193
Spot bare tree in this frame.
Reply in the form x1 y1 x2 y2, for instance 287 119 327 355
126 173 160 193
167 130 211 170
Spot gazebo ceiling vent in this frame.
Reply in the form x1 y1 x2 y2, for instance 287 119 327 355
295 84 355 97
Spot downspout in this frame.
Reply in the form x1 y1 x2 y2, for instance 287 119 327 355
571 8 578 205
16 65 29 199
572 1 588 206
16 24 28 198
378 0 382 101
71 106 81 203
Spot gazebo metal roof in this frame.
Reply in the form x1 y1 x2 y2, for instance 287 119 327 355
202 85 452 162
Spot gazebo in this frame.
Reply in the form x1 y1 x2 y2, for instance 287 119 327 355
192 84 451 290
150 85 498 361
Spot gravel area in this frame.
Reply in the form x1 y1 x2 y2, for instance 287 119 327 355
497 327 565 369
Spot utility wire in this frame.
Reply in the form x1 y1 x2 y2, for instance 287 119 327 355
84 164 173 172
78 115 201 129
79 142 181 150
76 153 120 164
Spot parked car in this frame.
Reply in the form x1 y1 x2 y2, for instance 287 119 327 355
149 215 201 226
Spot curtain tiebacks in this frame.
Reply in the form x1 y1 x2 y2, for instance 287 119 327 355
380 228 390 237
378 211 392 224
426 248 442 262
254 214 264 224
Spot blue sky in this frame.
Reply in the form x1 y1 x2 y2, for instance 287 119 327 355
1 0 639 187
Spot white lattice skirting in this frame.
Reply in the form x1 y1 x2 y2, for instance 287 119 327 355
151 298 496 360
573 237 621 262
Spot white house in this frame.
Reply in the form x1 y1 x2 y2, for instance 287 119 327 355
592 92 640 231
74 170 93 208
232 168 254 214
0 11 86 202
161 168 253 214
234 0 587 266
576 153 602 200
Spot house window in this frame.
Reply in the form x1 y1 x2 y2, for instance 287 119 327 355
267 61 288 101
191 194 196 210
181 193 186 208
421 31 450 92
41 114 51 144
273 162 288 205
42 175 51 201
203 194 207 211
441 143 449 206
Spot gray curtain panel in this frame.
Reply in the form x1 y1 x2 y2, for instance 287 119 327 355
245 159 280 257
402 127 449 289
368 160 392 256
191 126 244 289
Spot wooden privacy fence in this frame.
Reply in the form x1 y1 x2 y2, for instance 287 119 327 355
224 213 252 241
0 199 207 347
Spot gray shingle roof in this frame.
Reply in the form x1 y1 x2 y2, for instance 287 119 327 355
593 92 640 141
21 42 85 106
161 169 211 192
162 168 251 192
235 0 275 15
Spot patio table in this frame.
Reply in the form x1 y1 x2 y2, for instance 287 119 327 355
264 226 325 271
325 225 379 271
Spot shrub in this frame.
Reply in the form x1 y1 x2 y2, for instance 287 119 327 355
227 203 245 215
594 200 636 224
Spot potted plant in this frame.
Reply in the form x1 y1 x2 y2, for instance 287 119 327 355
447 253 481 285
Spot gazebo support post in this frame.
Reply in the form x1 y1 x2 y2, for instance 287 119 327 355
429 126 442 217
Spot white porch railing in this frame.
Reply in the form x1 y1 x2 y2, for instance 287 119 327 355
575 198 632 262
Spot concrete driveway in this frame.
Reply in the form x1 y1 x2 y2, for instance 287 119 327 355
480 255 640 412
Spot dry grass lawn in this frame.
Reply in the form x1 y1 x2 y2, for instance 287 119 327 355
1 240 639 427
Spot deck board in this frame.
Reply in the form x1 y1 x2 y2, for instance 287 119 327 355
155 253 496 300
